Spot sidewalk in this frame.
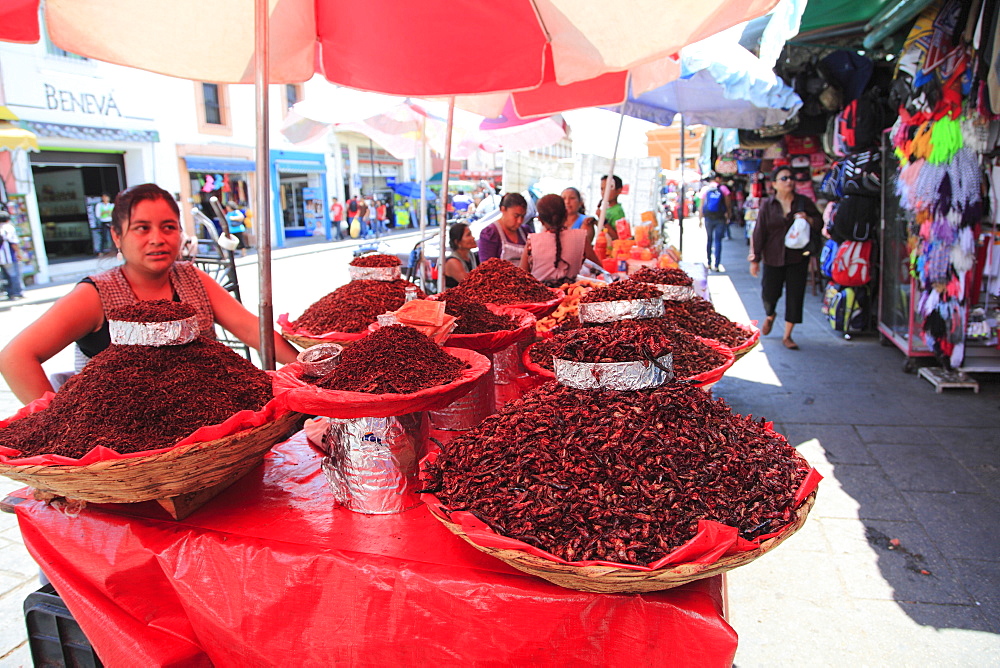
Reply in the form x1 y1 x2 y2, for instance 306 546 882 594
693 221 1000 665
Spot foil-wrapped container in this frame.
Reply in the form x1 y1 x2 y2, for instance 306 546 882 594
577 297 665 323
318 412 426 514
296 343 343 378
491 342 527 411
348 265 402 282
108 316 199 346
427 370 495 430
654 284 696 301
553 353 674 390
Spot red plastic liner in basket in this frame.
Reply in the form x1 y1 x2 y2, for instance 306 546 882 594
443 306 536 355
522 336 735 388
419 437 822 572
272 347 492 418
277 313 370 346
0 393 288 467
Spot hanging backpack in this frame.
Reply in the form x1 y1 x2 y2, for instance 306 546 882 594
827 285 870 333
703 186 725 214
830 240 873 287
819 239 840 279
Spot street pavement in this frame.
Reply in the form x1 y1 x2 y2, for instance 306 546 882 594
0 220 996 665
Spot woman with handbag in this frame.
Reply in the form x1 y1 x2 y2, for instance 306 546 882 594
749 166 822 349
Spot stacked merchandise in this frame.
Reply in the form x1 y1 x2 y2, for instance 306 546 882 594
815 52 898 337
886 0 999 369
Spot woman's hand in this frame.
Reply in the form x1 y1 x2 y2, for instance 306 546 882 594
749 260 760 278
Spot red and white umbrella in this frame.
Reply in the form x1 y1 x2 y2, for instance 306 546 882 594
1 0 780 365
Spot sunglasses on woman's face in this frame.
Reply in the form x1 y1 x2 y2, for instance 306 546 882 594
776 175 793 182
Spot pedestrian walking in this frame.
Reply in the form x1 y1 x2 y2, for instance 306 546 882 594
0 211 25 300
749 165 822 349
93 193 114 254
329 197 344 240
699 173 731 272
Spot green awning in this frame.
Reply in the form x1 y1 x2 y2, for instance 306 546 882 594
798 0 895 34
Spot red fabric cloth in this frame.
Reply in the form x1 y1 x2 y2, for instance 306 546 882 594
15 433 738 667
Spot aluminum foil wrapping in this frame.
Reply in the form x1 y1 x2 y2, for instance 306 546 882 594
491 342 526 412
319 412 426 514
108 316 199 346
577 297 665 323
655 284 696 301
427 369 495 430
348 265 402 282
554 353 674 390
297 343 343 378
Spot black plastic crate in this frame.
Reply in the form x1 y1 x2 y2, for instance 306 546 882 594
23 584 102 668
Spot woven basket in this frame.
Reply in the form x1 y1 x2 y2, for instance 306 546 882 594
282 332 363 350
0 410 302 505
431 492 816 593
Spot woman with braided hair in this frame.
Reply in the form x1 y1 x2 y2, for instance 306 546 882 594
520 194 600 285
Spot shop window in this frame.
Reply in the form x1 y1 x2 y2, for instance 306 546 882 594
40 9 86 60
196 83 232 135
284 84 303 115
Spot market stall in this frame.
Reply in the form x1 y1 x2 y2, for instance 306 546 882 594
10 432 738 667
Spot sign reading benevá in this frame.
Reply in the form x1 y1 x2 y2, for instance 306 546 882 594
44 83 122 117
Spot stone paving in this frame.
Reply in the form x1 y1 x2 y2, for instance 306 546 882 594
0 224 995 666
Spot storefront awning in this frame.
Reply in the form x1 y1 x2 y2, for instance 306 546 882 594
0 121 39 152
20 121 159 143
274 160 325 173
184 156 256 173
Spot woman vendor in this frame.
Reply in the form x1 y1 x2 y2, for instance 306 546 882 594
748 166 822 350
0 183 299 404
561 187 597 246
477 193 529 264
520 194 600 285
444 222 478 289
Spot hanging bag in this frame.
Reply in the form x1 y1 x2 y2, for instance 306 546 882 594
830 240 873 287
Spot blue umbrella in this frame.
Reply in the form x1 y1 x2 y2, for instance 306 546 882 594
390 181 437 201
618 37 802 129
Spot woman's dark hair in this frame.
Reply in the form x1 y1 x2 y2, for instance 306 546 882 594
499 192 527 210
449 222 469 251
771 165 793 182
112 183 180 236
563 187 586 215
536 193 569 271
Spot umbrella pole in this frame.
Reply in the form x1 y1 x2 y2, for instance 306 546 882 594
595 106 626 239
419 118 427 235
678 114 685 254
437 97 455 294
254 0 275 369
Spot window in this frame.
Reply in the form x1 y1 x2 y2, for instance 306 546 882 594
203 84 222 124
195 82 232 135
286 84 302 108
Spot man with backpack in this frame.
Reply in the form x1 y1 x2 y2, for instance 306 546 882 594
699 173 731 272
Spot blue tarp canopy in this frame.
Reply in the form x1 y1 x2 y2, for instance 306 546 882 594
390 182 437 201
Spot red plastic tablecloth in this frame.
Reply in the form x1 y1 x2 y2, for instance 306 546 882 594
14 433 738 668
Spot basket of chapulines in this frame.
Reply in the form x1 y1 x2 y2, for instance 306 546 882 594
577 281 665 323
279 279 424 349
272 324 492 419
421 381 820 593
435 259 564 317
628 267 697 302
660 297 760 360
272 324 492 515
525 320 735 389
348 253 403 282
0 301 300 516
442 298 536 355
